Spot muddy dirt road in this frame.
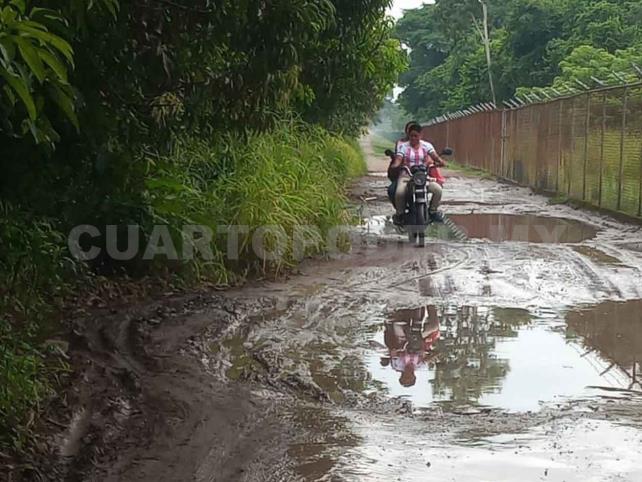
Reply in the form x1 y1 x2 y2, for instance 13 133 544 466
52 138 642 481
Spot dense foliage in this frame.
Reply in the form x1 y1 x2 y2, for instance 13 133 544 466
396 0 642 119
0 0 404 451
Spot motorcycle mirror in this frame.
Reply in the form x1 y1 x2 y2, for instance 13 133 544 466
441 147 454 156
384 149 394 157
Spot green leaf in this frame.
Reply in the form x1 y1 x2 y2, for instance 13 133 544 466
16 25 74 65
3 84 17 106
29 8 70 34
10 0 26 15
47 83 79 131
0 68 36 120
0 37 17 62
38 49 68 82
1 5 18 24
15 37 46 83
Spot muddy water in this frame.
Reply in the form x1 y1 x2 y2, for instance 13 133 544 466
225 301 641 413
567 300 642 381
363 213 599 245
219 292 642 481
367 305 632 412
448 213 598 243
322 417 642 482
275 299 642 481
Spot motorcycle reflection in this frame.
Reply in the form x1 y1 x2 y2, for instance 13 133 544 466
380 306 440 387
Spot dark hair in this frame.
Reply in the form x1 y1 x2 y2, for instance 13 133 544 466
404 120 419 132
408 123 422 134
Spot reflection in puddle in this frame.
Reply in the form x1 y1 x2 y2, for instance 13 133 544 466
222 300 642 414
378 307 441 388
368 305 633 412
227 298 642 479
567 300 642 390
448 213 598 243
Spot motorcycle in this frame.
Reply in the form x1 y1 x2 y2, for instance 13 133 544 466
385 147 453 247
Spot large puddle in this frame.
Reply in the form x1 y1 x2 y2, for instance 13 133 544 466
448 213 598 243
368 303 642 412
363 213 599 244
220 294 642 480
284 300 642 481
224 299 642 414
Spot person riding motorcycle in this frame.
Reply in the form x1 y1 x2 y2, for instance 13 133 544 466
390 124 447 225
387 120 419 202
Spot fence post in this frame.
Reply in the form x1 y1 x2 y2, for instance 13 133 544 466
557 99 563 193
638 141 642 217
500 109 507 177
446 117 450 147
568 98 574 196
583 92 591 201
599 93 606 208
617 87 628 212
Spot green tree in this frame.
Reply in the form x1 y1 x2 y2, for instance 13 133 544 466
396 0 642 119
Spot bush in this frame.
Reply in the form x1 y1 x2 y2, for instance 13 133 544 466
144 121 366 278
0 203 82 448
0 327 52 448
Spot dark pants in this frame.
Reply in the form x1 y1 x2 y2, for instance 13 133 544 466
387 180 397 203
390 175 443 215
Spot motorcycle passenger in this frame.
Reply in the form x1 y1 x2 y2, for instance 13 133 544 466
391 124 447 225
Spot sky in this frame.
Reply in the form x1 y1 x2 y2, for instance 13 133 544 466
387 0 432 19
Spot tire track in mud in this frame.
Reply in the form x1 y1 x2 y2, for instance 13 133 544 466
43 295 308 482
337 244 472 293
566 245 625 299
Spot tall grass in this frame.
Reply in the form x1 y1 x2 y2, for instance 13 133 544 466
0 203 81 446
146 121 366 279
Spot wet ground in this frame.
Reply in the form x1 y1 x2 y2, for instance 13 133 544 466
42 138 642 481
204 140 642 480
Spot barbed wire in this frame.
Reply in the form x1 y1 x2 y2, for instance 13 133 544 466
423 63 642 126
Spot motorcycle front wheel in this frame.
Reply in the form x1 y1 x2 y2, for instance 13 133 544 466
407 204 427 247
415 204 426 247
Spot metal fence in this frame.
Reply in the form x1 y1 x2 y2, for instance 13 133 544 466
423 82 642 219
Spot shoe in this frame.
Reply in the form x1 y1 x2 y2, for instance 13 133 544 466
392 214 404 226
429 211 445 223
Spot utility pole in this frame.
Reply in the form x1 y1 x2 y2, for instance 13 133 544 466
475 0 497 105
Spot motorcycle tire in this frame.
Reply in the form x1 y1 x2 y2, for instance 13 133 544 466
415 205 426 248
406 207 418 243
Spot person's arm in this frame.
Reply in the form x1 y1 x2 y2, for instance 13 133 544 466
421 141 445 167
392 142 406 170
428 150 447 167
387 153 404 181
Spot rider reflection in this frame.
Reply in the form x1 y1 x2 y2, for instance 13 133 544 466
380 306 440 387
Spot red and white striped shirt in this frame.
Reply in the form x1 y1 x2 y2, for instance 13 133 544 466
396 140 436 167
